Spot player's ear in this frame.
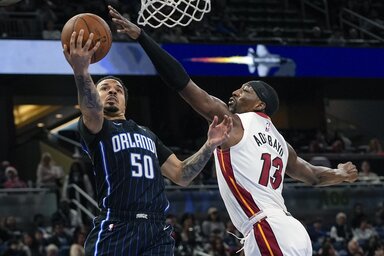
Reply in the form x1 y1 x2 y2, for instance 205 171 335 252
254 101 266 112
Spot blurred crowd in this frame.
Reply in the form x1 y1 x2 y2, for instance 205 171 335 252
0 133 384 256
0 136 383 256
1 202 384 256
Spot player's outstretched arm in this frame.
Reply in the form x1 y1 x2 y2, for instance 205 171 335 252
63 30 103 134
108 5 232 122
161 115 233 186
286 144 358 186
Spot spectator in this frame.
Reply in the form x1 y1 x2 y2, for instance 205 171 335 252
329 212 352 249
178 212 204 254
0 218 11 254
347 27 359 40
206 235 230 256
32 214 51 240
0 160 10 187
202 207 226 239
358 160 380 183
327 29 346 46
46 221 71 254
368 138 384 155
3 166 27 189
374 244 384 256
374 203 384 227
62 160 94 206
165 214 182 247
45 243 59 256
22 232 43 256
350 203 367 229
69 227 86 256
33 229 48 256
366 235 384 256
318 241 339 256
42 19 61 40
352 218 378 249
36 152 64 189
2 238 27 256
331 139 345 153
308 218 328 251
223 220 242 254
309 130 329 153
346 238 364 256
2 216 23 240
36 2 57 26
51 200 83 235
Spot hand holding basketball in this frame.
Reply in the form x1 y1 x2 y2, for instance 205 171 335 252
63 30 100 71
61 13 112 64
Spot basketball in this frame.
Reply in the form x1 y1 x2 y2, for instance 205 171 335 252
61 13 112 64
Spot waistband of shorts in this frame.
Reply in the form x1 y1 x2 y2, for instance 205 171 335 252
240 208 291 235
100 208 165 221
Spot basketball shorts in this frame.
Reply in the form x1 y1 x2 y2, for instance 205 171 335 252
84 209 175 256
242 208 312 256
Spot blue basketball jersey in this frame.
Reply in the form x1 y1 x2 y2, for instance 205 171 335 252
78 117 173 214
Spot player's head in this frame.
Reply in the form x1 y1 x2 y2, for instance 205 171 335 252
96 76 128 117
228 80 279 116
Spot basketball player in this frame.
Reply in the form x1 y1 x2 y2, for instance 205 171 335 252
63 30 233 255
108 5 358 255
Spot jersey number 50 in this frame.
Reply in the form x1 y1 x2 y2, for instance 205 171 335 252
259 153 283 189
131 153 155 179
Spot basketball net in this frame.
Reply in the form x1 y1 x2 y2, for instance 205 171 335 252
137 0 211 28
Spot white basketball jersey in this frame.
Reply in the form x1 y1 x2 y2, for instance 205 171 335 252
214 112 289 235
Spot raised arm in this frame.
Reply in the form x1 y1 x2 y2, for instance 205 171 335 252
108 5 231 122
63 30 103 134
161 115 232 186
286 143 358 186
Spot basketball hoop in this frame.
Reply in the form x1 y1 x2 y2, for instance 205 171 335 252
137 0 211 28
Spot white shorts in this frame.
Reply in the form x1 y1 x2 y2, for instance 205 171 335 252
243 209 312 256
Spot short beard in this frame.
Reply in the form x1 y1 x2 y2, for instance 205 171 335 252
104 106 119 114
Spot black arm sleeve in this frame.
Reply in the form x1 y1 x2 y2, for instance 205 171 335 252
137 30 190 91
156 137 173 166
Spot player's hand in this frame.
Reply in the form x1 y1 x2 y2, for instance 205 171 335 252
63 30 100 72
207 115 233 150
108 5 141 40
337 161 358 183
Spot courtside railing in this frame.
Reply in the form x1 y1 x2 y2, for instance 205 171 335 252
296 0 330 29
340 8 384 42
66 184 99 220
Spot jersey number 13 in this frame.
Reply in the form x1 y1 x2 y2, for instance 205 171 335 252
258 153 283 189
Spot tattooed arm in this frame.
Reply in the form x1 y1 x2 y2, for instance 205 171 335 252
63 30 103 133
74 73 103 133
161 116 232 187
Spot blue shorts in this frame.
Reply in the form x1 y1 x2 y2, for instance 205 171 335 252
84 210 175 256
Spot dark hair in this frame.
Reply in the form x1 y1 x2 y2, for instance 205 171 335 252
96 76 128 105
248 80 279 116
